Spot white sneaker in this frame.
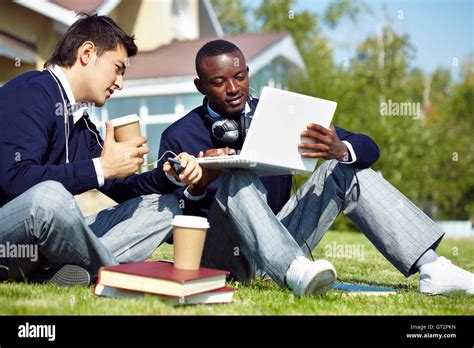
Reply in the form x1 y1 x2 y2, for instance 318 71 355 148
419 256 474 295
286 257 336 296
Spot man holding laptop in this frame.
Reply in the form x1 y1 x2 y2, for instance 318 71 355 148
197 86 341 174
159 39 473 296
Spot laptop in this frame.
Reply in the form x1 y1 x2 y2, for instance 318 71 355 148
197 86 337 175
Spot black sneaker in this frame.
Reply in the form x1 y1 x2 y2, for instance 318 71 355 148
0 258 9 281
31 264 91 286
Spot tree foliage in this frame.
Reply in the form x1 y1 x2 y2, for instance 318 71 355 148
213 0 473 221
210 0 249 34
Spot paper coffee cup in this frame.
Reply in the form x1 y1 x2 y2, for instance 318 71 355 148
110 114 141 142
171 215 210 270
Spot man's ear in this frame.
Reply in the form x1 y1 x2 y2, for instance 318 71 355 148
194 78 205 95
78 41 96 66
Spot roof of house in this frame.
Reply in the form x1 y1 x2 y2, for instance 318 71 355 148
15 0 222 36
0 30 37 64
15 0 120 26
50 0 105 13
125 32 295 80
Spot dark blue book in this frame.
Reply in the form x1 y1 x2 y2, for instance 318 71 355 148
332 283 397 296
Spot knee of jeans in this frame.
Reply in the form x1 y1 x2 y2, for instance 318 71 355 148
315 160 355 191
328 161 355 180
142 193 181 217
225 169 260 186
29 181 73 216
219 169 264 199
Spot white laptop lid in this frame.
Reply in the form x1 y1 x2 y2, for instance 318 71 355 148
240 86 337 173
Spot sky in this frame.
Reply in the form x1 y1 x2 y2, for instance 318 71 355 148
245 0 473 81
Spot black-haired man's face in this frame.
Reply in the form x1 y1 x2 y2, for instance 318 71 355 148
195 51 249 118
82 43 127 107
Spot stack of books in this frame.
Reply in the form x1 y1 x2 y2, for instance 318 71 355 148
94 260 235 305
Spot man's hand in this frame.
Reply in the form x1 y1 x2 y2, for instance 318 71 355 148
299 124 350 161
99 121 149 179
163 152 203 186
187 147 235 196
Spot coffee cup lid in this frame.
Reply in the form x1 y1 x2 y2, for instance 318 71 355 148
110 114 140 127
171 215 210 229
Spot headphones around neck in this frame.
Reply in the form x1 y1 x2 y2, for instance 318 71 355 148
202 95 258 143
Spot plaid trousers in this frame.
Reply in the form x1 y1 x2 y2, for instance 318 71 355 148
0 180 180 280
200 160 444 287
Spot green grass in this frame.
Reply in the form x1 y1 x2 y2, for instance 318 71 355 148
1 231 473 315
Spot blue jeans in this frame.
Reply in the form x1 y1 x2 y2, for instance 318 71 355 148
0 181 180 281
200 160 445 287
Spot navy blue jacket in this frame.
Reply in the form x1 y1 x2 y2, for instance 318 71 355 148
0 70 177 207
159 100 380 217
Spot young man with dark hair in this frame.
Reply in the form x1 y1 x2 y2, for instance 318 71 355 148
158 39 473 296
0 13 202 285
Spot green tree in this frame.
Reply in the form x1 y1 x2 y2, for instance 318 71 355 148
211 1 473 221
255 0 319 53
254 0 338 100
429 68 452 107
324 0 368 28
427 56 474 220
210 0 249 34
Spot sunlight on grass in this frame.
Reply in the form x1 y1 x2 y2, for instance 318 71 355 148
0 231 473 315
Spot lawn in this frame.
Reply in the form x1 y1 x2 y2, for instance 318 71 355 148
0 231 473 315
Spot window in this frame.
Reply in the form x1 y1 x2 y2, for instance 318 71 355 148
251 59 290 93
106 97 142 119
181 93 203 113
145 123 173 160
147 95 176 115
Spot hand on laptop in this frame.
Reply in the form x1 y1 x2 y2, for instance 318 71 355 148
163 152 202 185
299 124 350 161
187 147 235 196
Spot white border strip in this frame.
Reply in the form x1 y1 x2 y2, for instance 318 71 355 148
15 0 77 26
97 0 121 15
202 0 224 37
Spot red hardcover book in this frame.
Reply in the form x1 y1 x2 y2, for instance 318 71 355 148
97 260 228 297
94 284 236 305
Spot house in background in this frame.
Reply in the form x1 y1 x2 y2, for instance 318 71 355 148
0 0 305 213
1 0 305 156
107 31 305 160
0 0 223 78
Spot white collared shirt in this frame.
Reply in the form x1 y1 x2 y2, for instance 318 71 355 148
207 102 251 119
48 65 105 187
48 65 88 124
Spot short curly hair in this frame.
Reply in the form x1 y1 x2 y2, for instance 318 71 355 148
195 40 242 78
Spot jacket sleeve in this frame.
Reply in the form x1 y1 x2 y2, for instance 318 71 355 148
335 126 380 169
157 128 206 216
0 83 99 203
83 120 180 203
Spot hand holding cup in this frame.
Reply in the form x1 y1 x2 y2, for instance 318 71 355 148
99 115 149 179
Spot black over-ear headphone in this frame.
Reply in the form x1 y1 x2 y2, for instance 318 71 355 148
202 95 258 143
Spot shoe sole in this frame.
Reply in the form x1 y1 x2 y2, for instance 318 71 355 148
420 281 474 295
305 268 337 295
47 264 91 286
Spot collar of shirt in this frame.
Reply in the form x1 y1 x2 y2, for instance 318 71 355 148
48 65 87 124
207 100 251 119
